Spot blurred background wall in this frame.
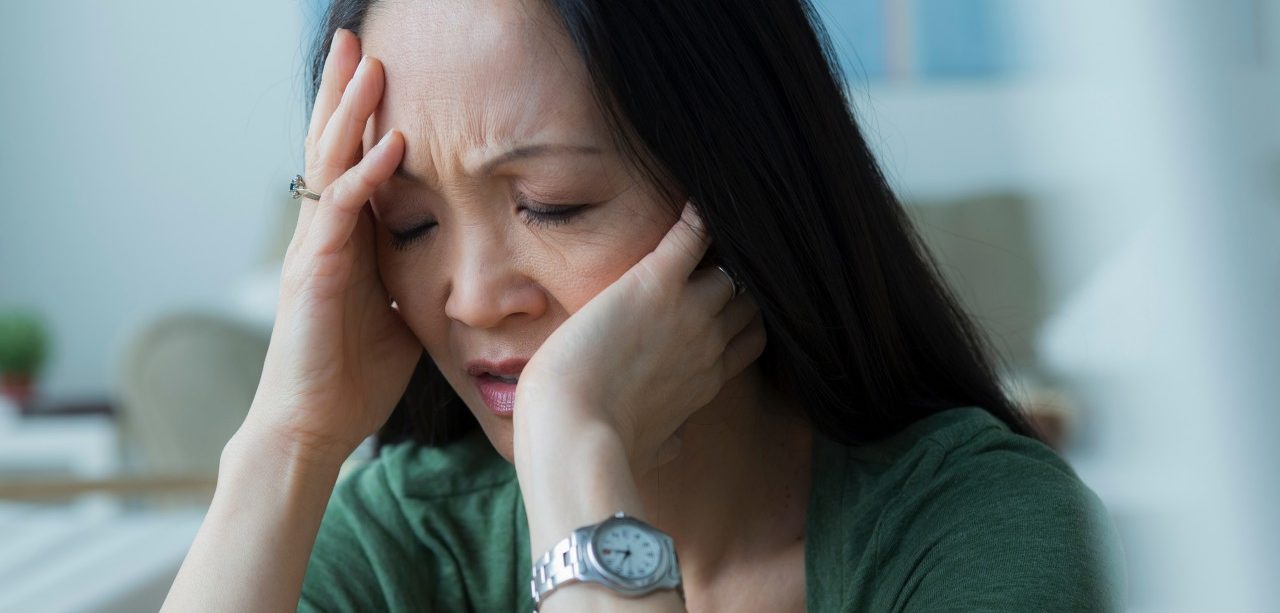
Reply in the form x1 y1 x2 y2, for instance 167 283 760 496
1 1 1277 611
0 0 311 400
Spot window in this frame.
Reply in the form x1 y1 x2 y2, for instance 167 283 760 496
811 0 1014 84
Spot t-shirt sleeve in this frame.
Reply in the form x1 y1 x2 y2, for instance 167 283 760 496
298 460 439 612
888 441 1128 612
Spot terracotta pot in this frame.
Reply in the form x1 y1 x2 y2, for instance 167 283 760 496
0 372 35 413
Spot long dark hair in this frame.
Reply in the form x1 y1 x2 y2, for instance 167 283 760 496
304 0 1041 451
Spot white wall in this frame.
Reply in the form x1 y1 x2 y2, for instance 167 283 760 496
0 1 310 401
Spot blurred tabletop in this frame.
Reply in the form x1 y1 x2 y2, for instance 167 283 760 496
0 500 205 613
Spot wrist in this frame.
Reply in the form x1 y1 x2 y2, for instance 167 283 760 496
169 418 345 613
513 381 636 467
222 420 350 484
517 419 647 562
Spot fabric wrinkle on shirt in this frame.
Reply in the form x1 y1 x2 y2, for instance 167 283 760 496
298 406 1127 612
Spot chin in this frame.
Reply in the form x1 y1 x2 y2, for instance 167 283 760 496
472 411 517 464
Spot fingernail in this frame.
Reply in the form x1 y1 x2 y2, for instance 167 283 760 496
355 54 370 77
330 29 344 53
684 200 703 224
372 129 397 153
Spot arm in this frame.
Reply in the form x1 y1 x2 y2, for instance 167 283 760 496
161 29 420 613
504 196 757 612
517 412 685 613
161 425 346 613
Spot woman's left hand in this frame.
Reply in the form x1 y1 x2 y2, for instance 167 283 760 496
513 201 766 474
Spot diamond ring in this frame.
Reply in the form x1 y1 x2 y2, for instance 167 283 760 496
289 174 321 201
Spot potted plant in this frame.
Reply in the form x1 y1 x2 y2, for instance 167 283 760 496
0 310 50 412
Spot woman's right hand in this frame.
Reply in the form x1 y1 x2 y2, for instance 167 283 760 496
239 28 420 463
163 28 419 613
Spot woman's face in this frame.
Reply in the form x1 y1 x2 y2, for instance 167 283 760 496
360 0 679 460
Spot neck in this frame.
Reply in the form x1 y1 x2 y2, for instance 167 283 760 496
633 362 813 592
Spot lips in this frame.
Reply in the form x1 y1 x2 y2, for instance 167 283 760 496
466 357 529 417
465 357 529 378
473 373 517 416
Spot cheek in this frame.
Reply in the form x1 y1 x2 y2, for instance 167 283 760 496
375 243 450 346
534 214 671 311
571 192 679 288
376 243 434 308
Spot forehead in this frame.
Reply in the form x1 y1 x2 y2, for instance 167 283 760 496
360 0 607 174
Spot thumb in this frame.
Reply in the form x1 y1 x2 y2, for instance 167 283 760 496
650 200 712 281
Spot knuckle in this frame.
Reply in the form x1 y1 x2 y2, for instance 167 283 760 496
351 164 380 193
319 178 338 199
633 262 667 300
313 157 350 185
320 180 344 204
673 235 699 260
281 250 344 301
325 165 378 205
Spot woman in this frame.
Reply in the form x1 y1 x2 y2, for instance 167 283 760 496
164 0 1126 611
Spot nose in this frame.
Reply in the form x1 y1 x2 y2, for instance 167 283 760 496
443 230 547 329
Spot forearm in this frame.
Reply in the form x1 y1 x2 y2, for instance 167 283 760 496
162 424 346 612
517 416 684 612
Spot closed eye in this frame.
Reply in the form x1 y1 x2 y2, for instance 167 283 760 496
388 221 437 251
516 192 590 229
385 192 592 252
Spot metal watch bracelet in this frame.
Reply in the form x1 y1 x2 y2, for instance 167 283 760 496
529 512 684 611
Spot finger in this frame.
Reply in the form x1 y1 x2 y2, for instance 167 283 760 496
720 311 767 382
296 120 383 253
295 30 360 232
298 30 362 242
305 129 404 258
651 200 713 282
308 51 386 243
307 28 360 151
716 291 758 341
687 264 741 311
315 54 385 180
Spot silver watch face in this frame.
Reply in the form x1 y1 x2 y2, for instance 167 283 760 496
591 519 664 580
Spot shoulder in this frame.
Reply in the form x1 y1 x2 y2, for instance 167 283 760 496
300 427 530 612
871 406 1097 508
815 407 1128 612
832 407 1103 518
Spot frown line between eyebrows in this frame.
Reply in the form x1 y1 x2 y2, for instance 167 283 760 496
391 142 606 186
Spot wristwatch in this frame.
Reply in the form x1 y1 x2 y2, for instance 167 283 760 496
529 511 684 611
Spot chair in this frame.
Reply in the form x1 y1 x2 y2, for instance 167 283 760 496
116 312 270 477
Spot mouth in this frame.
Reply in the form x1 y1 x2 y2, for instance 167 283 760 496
464 357 529 380
466 357 529 417
480 373 519 384
472 373 519 417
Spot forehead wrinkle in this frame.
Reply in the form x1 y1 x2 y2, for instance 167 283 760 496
366 0 594 184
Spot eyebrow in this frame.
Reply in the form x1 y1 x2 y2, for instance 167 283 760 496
392 142 605 185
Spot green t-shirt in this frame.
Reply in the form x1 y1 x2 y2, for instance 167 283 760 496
299 406 1127 611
